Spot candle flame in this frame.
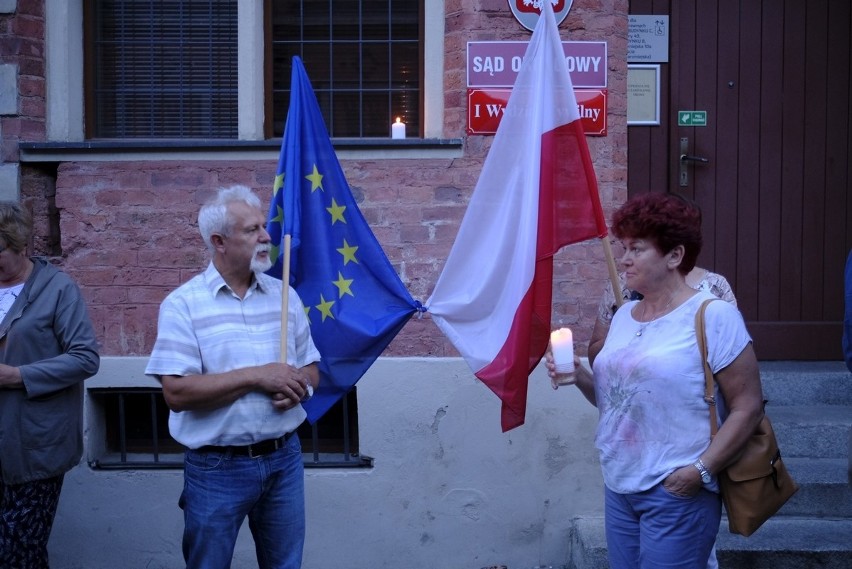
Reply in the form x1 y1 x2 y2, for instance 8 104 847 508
395 117 402 124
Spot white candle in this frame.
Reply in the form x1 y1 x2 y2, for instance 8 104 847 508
391 117 406 139
550 327 575 374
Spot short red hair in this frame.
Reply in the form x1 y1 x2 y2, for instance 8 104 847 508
611 193 702 275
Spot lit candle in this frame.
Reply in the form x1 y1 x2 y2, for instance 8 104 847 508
391 117 406 139
550 327 576 380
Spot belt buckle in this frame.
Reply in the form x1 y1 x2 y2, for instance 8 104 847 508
247 437 282 459
247 441 268 459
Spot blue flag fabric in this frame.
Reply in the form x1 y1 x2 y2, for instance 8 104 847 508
266 56 419 423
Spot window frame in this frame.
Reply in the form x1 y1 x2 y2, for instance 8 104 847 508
48 0 446 143
82 0 240 140
266 0 424 139
76 0 440 141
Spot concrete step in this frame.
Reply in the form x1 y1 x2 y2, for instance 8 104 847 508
782 458 852 517
768 405 852 459
714 517 852 569
568 515 852 569
567 516 607 569
758 362 852 406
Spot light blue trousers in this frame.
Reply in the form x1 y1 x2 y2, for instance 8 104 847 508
605 483 721 569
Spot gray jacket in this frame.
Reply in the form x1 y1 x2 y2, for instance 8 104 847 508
0 258 100 484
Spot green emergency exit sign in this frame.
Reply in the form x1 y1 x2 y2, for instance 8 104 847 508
678 111 707 126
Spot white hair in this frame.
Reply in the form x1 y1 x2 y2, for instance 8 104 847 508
198 185 263 250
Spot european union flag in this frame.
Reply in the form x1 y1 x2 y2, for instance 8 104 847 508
266 56 420 423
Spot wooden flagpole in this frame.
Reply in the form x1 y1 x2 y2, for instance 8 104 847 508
601 237 623 309
280 234 291 362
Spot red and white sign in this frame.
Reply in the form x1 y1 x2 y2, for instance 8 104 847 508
467 41 607 88
509 0 573 31
468 88 607 136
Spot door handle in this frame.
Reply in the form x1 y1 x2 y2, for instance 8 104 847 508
679 137 709 187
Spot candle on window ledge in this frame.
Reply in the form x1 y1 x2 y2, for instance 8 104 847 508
550 327 576 384
391 117 406 139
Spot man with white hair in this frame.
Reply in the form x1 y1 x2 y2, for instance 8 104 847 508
146 185 320 569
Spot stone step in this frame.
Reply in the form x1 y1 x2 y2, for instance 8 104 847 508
768 405 852 459
758 361 852 406
568 515 852 569
714 517 852 569
567 516 608 569
782 458 852 518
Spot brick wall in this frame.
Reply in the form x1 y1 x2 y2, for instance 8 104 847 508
0 0 46 150
1 1 47 204
14 0 629 358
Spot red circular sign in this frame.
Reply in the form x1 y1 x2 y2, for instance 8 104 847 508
509 0 573 31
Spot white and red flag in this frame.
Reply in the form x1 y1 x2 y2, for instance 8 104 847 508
427 1 607 431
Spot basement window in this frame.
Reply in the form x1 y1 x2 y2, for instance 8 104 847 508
89 388 371 469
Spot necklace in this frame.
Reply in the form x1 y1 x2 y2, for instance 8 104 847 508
635 293 676 336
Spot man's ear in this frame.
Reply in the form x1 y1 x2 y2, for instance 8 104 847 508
211 233 226 253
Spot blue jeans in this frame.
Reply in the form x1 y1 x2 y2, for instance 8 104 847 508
605 483 721 569
180 434 305 569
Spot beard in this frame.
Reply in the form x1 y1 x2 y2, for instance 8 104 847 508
250 245 273 273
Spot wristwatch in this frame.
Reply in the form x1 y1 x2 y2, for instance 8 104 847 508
302 383 314 402
693 459 713 484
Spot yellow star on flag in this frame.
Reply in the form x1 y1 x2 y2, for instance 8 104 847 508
337 239 359 265
326 197 347 225
305 165 324 192
332 271 354 298
268 204 284 262
316 294 336 322
273 172 285 193
270 203 283 225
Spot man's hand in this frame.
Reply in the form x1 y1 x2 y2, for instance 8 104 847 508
256 362 313 410
162 362 320 412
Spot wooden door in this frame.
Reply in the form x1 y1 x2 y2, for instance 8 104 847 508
628 0 852 360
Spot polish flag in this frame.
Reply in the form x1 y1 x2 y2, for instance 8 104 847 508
427 1 607 431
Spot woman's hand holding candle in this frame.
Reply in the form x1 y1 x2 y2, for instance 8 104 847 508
549 328 577 387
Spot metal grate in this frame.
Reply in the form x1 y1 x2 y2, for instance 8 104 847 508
271 0 421 137
90 388 371 469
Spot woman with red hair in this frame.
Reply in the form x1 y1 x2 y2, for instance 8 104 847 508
548 193 764 568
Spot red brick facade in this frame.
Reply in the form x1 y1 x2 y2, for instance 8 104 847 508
3 0 628 358
0 1 45 161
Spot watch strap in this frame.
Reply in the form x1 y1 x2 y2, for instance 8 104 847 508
693 458 712 482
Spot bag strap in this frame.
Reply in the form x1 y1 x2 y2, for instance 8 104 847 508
695 298 720 437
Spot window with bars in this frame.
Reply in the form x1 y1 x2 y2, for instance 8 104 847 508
90 388 371 469
86 0 239 138
85 0 422 139
271 0 421 138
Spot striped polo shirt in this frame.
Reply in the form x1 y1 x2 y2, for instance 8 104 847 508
146 262 320 449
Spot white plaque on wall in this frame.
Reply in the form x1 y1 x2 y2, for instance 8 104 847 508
628 15 669 63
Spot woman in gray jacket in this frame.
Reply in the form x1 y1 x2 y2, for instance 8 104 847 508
0 202 100 568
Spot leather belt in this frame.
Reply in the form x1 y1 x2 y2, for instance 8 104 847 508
196 431 295 459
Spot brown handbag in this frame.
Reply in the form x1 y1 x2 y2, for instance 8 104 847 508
695 299 799 536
